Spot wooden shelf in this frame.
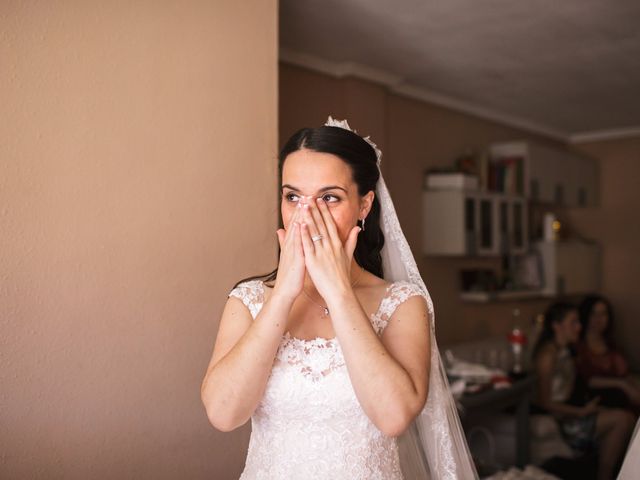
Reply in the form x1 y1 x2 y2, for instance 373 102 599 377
460 290 553 303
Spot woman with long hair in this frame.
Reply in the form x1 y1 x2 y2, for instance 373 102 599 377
200 118 476 478
576 294 640 411
533 301 634 480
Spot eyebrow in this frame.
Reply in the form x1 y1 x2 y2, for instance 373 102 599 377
281 184 348 194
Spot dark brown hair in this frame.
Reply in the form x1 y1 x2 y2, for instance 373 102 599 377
579 294 615 347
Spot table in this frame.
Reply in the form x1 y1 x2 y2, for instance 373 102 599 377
458 375 535 468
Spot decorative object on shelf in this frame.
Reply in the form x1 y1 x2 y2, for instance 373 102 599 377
424 171 479 190
542 212 560 242
511 251 544 290
423 148 482 191
455 148 479 175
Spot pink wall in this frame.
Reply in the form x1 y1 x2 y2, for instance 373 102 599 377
1 2 277 478
279 63 640 368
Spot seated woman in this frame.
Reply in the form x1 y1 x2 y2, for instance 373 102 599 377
577 294 640 413
533 301 634 480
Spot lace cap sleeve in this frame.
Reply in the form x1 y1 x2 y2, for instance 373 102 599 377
372 281 426 334
227 280 263 319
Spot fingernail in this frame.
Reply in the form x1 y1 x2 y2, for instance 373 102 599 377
303 204 309 209
316 198 323 203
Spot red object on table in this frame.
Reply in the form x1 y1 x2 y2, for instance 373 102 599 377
507 328 527 345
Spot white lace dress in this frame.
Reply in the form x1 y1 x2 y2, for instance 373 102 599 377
227 279 425 480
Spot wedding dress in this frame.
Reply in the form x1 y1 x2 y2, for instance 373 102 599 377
229 279 426 479
224 116 477 479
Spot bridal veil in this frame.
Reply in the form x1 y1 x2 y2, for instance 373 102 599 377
325 116 478 479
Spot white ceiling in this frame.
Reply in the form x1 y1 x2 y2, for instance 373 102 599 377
280 0 640 141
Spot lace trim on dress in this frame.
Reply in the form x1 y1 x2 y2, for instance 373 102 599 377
227 279 425 382
278 332 342 382
370 281 425 334
226 280 264 319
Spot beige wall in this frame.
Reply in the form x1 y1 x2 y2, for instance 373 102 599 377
566 138 640 369
1 2 277 479
280 63 640 368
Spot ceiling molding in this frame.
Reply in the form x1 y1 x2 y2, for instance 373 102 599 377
569 126 640 144
280 48 405 87
391 83 566 141
280 48 640 145
280 47 568 142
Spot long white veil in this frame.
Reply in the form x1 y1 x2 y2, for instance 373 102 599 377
325 116 478 479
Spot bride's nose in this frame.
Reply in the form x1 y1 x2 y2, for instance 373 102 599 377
298 194 315 205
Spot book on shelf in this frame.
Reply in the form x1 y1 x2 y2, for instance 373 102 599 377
486 156 525 195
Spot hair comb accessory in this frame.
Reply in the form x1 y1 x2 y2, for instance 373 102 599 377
325 116 382 167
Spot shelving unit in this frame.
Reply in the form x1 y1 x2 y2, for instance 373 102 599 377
459 289 553 302
422 140 601 303
458 240 600 302
422 190 528 257
489 141 599 207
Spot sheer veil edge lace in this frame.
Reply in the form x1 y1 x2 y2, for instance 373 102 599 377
324 116 478 479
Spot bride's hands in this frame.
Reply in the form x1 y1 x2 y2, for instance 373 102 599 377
274 204 305 302
299 198 361 303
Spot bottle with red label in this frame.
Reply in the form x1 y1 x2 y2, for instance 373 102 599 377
507 308 527 379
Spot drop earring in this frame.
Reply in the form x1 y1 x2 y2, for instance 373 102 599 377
360 217 366 231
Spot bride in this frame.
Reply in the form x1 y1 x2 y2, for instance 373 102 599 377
201 117 477 479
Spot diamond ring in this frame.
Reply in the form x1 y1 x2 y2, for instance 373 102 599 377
311 234 324 242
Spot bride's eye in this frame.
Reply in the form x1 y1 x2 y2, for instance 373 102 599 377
283 192 340 203
322 194 340 203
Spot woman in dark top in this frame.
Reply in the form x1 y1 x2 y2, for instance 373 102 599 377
577 294 640 412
